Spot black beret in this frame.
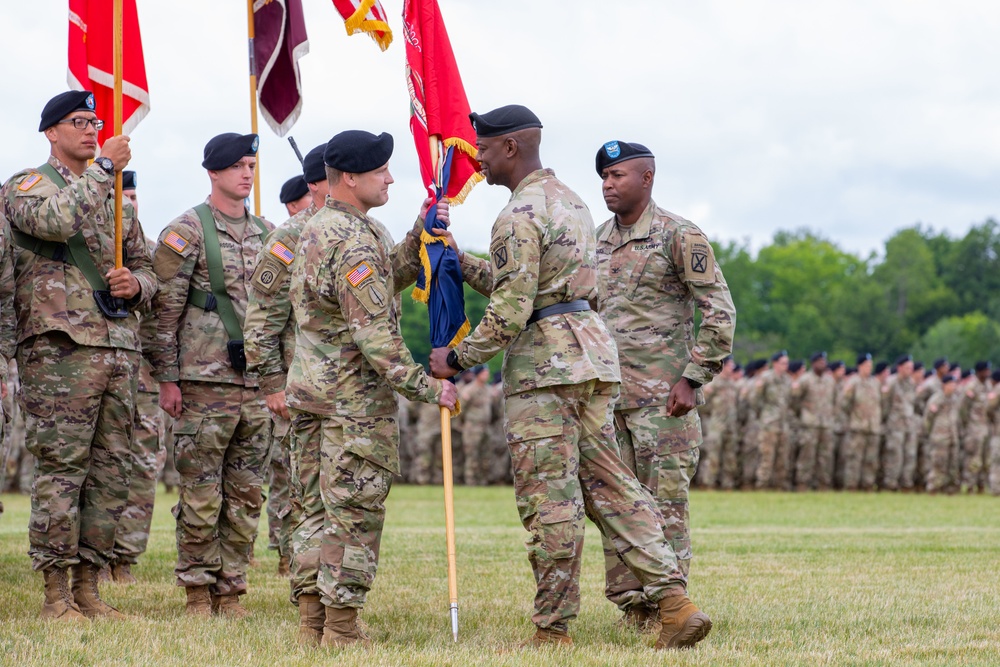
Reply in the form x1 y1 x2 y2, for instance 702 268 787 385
895 354 913 366
913 361 924 371
302 144 327 184
961 369 972 379
40 90 96 131
810 351 827 363
932 358 948 370
992 369 1000 383
771 350 788 362
595 140 655 176
941 375 956 385
828 361 844 371
975 360 992 372
857 352 872 365
924 369 934 378
874 361 889 374
469 104 542 138
279 176 309 204
788 360 804 374
324 130 393 173
121 170 137 190
202 133 259 170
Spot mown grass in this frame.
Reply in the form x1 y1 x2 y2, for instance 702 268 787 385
1 486 998 666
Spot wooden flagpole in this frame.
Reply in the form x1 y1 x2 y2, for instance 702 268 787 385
246 0 262 216
113 0 123 268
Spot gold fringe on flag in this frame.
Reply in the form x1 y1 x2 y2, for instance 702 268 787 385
342 0 393 51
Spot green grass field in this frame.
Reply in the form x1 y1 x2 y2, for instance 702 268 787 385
1 487 998 666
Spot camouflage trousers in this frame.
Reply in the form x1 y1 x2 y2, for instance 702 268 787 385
795 426 834 490
925 434 957 493
505 380 685 632
901 419 922 489
881 420 913 490
410 429 441 485
704 417 738 490
960 425 989 490
461 419 491 486
987 435 1000 496
755 424 792 489
288 409 394 609
172 381 270 595
605 405 700 613
265 416 293 556
113 389 163 564
740 424 760 488
18 332 138 571
158 411 179 489
842 431 880 490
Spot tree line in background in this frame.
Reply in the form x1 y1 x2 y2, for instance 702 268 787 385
399 219 1000 372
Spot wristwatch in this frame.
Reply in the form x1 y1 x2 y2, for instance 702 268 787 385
684 377 703 389
446 350 464 372
94 157 115 175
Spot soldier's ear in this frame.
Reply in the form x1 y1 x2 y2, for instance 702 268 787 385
504 137 518 158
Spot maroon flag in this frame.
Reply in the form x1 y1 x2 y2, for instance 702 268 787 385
254 0 309 136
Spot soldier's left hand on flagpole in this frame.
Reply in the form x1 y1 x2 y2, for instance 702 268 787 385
106 266 140 299
418 197 451 226
429 347 455 379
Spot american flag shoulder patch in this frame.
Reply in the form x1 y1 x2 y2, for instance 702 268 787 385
164 231 189 254
346 261 374 287
269 241 295 265
18 173 42 192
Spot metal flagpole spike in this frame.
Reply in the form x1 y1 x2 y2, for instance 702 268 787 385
450 603 459 643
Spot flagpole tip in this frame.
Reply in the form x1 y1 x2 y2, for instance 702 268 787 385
450 604 459 642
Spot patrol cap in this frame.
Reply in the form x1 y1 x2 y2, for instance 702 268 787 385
896 354 913 366
121 170 137 190
469 104 542 138
875 361 888 374
941 375 956 385
771 350 788 362
302 144 327 184
975 360 991 372
595 140 655 176
39 90 96 132
279 176 309 204
932 358 948 370
324 130 393 173
810 351 827 363
857 352 872 365
203 133 259 170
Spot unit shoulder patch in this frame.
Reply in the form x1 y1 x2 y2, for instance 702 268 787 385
682 231 715 283
251 257 287 296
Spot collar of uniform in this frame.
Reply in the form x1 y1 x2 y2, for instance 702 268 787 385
509 168 555 201
325 197 372 224
201 196 261 237
598 198 656 248
47 155 78 184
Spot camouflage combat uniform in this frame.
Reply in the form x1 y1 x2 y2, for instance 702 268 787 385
986 390 1000 495
244 202 315 581
459 378 492 485
2 156 156 570
791 370 836 490
0 216 16 510
738 374 762 487
595 200 735 606
840 374 882 490
914 374 943 488
959 376 989 491
923 389 959 493
454 169 689 632
285 199 442 610
754 368 791 489
702 375 740 489
881 373 916 490
149 198 274 597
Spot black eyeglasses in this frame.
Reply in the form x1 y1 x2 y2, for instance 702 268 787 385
57 118 105 131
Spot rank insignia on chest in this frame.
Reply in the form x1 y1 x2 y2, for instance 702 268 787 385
18 173 42 192
269 241 295 265
164 231 189 254
347 261 374 287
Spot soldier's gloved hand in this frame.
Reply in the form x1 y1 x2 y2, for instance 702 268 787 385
106 267 140 300
437 380 458 411
101 135 132 172
159 381 183 419
266 390 290 421
666 378 697 417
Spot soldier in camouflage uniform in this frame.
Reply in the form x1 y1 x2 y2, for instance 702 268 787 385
590 140 735 627
459 365 493 485
924 376 959 493
881 355 916 491
738 359 766 488
148 133 274 618
429 109 712 651
0 210 15 516
840 354 882 490
245 145 328 584
702 358 739 489
986 370 1000 496
2 91 156 619
790 352 836 490
285 131 458 648
914 358 949 488
755 352 791 489
959 361 991 492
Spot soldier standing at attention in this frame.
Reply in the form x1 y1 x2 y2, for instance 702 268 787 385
791 352 836 491
429 107 712 650
924 375 960 493
279 175 312 217
0 186 15 519
755 351 791 489
702 357 740 490
245 144 329 627
959 361 991 493
591 140 735 618
149 132 275 618
459 365 494 485
285 131 457 648
2 91 156 619
881 355 916 491
840 353 883 490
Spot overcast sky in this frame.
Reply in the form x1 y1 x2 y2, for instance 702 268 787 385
2 1 999 257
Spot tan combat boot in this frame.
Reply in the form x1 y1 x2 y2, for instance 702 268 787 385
215 594 251 619
619 604 660 634
277 554 291 578
655 593 712 650
41 567 87 621
297 594 325 646
71 562 127 619
185 585 213 617
111 562 137 585
320 606 370 649
519 627 573 647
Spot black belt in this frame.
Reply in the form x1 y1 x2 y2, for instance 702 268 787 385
527 300 591 325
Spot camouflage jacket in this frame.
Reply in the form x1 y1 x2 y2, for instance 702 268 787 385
755 369 789 428
704 375 738 428
459 381 492 424
960 377 990 430
595 200 735 410
914 375 942 416
148 198 274 386
137 236 159 394
1 156 156 352
924 391 958 442
791 371 836 429
285 199 440 470
244 202 316 394
455 169 619 396
882 373 915 429
842 375 882 434
0 217 15 381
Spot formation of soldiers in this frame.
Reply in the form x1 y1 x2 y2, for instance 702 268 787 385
697 353 1000 495
1 90 738 652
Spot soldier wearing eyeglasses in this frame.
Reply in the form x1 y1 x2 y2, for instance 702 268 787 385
0 90 156 621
